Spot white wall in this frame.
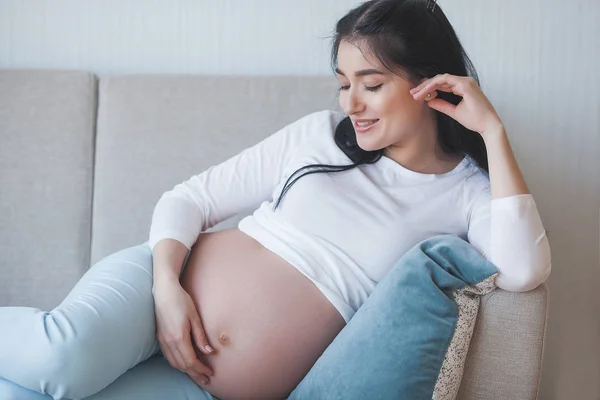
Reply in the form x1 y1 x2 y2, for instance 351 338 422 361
0 0 360 76
1 1 599 399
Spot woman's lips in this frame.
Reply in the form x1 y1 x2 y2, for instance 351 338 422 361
353 119 379 133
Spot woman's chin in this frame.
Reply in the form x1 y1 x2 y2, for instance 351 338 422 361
356 140 384 152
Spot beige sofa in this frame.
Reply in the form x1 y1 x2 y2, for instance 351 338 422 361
0 69 549 399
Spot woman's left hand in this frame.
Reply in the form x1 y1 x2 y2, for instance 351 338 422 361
409 73 503 137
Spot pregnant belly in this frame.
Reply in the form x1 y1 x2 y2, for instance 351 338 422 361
179 228 347 400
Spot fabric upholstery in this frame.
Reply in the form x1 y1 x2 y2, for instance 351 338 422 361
458 284 549 400
91 75 341 263
0 69 97 310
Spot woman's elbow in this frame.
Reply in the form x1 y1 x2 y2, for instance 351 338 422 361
495 261 551 292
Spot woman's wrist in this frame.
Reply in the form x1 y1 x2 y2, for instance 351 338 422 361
151 238 189 294
152 269 182 294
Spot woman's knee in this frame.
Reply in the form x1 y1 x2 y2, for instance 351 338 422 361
21 326 103 399
99 243 153 273
0 378 53 400
32 245 157 398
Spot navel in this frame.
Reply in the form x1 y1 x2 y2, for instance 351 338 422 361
219 332 229 345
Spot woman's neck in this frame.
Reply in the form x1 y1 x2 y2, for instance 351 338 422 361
383 113 459 174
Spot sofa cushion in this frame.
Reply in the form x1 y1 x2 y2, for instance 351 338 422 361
457 283 549 400
0 69 97 309
91 75 340 263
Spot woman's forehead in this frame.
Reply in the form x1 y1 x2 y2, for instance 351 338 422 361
337 42 385 74
337 41 411 82
337 41 378 64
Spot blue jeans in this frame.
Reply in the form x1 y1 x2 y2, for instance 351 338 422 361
0 235 493 399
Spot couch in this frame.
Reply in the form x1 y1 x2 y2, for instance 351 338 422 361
0 69 549 399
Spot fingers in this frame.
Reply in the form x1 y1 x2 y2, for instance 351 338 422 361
410 73 461 93
410 74 475 100
161 346 180 371
426 98 457 119
181 332 214 376
162 347 210 386
413 82 458 100
179 357 211 387
175 338 213 386
424 90 439 102
190 312 214 355
159 326 215 386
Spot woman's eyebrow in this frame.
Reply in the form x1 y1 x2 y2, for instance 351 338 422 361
335 68 386 77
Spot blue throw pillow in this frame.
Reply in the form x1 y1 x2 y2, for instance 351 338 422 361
288 235 498 400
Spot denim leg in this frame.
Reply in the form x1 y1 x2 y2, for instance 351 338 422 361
0 244 162 399
0 354 217 400
288 235 497 400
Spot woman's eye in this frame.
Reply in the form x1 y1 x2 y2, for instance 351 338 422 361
366 84 383 92
338 84 383 92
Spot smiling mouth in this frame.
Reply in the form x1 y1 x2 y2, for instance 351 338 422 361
353 119 379 132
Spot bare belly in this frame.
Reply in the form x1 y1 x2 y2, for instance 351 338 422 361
179 228 347 400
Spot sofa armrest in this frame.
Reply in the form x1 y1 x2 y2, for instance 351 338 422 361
458 283 549 400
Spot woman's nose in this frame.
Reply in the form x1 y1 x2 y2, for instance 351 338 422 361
342 89 364 115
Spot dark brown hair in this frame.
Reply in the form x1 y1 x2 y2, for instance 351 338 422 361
274 0 488 210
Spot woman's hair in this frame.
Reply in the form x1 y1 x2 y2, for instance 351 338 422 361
273 0 488 210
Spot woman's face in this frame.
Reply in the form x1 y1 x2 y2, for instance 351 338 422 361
336 40 433 152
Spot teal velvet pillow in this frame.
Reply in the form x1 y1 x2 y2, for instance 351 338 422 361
288 235 498 400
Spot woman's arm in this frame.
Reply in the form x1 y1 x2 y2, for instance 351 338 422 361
483 124 530 199
411 74 552 291
480 124 552 291
147 110 335 252
151 238 189 287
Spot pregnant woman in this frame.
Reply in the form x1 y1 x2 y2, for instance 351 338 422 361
0 1 551 399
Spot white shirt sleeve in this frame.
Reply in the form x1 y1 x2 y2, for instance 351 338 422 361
467 192 552 292
148 111 324 251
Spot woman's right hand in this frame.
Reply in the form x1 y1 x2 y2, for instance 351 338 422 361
152 278 215 386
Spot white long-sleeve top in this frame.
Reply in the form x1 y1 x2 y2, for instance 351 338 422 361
149 110 551 323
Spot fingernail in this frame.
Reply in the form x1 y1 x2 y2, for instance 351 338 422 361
205 345 213 352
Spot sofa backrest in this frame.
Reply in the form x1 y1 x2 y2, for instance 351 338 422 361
0 70 341 308
0 70 97 309
92 75 341 263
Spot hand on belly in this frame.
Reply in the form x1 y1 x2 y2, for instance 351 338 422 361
179 229 346 400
